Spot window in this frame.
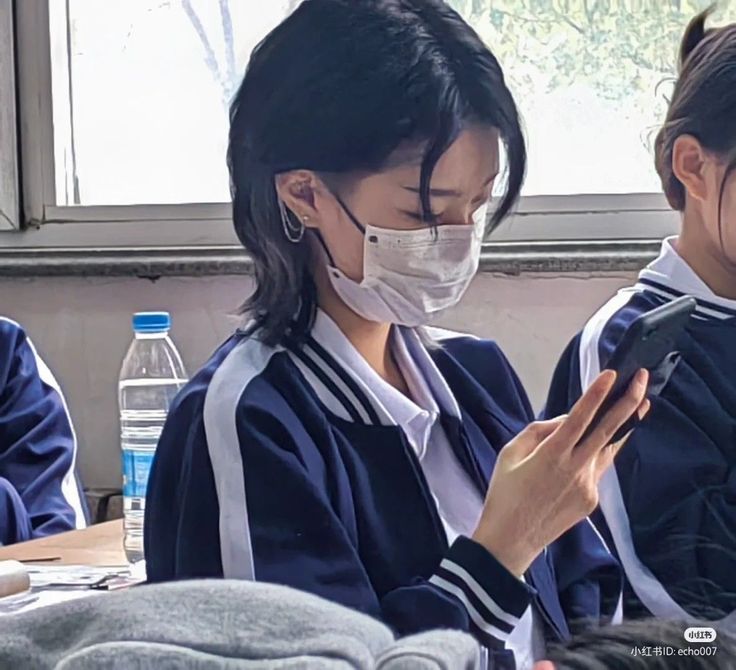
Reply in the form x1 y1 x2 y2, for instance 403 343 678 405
52 0 294 207
7 0 736 250
0 0 18 229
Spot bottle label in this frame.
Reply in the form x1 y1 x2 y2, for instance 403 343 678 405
122 450 155 498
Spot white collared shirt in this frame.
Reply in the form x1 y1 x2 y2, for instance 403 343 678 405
309 310 545 669
639 236 736 317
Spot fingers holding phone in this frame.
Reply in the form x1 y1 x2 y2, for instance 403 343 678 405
593 395 652 477
573 368 650 462
471 298 696 578
472 367 650 577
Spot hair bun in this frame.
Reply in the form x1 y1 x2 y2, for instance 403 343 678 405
679 5 715 69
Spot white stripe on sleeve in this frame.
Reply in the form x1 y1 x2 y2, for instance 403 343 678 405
203 338 281 580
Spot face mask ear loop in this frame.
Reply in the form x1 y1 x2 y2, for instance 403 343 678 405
313 230 337 266
333 193 367 235
316 191 368 268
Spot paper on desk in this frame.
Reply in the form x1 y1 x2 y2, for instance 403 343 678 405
25 564 131 588
0 588 98 616
0 563 145 616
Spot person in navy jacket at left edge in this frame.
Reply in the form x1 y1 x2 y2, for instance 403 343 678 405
145 1 649 668
0 318 86 545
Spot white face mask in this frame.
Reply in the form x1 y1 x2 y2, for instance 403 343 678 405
322 203 488 326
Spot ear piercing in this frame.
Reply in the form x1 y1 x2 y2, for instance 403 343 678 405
278 198 306 243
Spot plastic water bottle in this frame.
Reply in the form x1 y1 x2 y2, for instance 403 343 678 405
118 312 188 564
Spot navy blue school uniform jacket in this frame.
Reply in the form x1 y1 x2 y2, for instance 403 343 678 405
145 311 621 667
0 318 86 545
544 237 736 626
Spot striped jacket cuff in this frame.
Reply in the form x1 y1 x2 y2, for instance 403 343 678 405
429 536 535 644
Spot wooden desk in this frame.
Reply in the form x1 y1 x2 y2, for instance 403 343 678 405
0 520 126 566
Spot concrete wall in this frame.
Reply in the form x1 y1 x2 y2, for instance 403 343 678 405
1 271 634 489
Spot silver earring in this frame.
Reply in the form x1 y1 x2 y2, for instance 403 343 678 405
278 198 305 243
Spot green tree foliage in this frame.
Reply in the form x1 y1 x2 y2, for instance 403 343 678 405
447 0 734 103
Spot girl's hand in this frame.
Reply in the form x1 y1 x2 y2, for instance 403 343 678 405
472 369 650 577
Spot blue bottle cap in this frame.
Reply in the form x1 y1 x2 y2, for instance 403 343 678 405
132 312 171 334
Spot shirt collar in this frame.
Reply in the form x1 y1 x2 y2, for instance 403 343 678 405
637 236 736 320
396 327 462 419
309 309 432 426
305 310 458 456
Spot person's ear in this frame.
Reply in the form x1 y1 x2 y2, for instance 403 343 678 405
274 171 321 230
672 134 708 203
533 662 556 670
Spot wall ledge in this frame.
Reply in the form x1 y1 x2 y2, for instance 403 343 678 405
0 240 661 278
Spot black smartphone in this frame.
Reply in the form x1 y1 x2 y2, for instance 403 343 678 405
583 294 697 444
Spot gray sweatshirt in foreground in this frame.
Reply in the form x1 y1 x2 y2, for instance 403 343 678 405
0 579 481 669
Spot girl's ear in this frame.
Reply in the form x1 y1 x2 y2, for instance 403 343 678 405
672 134 708 204
274 171 321 229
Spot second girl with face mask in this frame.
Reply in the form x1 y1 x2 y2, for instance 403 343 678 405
144 1 649 667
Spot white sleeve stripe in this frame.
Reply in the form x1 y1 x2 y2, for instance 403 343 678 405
25 338 86 529
429 575 512 641
203 338 283 581
585 517 612 555
438 559 520 627
578 288 639 394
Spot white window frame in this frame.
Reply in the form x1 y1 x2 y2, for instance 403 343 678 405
1 0 679 252
0 0 19 231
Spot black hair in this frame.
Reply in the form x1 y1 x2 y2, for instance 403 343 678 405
654 7 736 250
228 0 526 346
547 619 736 669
